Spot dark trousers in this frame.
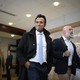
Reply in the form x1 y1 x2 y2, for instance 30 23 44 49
27 62 48 80
6 66 11 80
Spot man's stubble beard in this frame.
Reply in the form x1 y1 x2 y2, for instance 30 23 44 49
66 32 73 40
35 26 43 32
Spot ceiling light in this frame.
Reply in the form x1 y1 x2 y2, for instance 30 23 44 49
53 1 60 6
11 34 15 37
8 22 13 25
26 14 31 18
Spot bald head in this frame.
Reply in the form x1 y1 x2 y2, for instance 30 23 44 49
63 26 72 31
62 26 73 40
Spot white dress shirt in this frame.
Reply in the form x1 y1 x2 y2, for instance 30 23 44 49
29 30 47 63
63 36 74 66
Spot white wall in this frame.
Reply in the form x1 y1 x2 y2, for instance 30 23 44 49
47 10 80 30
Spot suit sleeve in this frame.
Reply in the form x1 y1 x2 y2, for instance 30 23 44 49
72 42 80 68
52 39 67 59
16 33 28 66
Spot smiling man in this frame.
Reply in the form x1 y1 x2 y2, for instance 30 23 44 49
16 14 53 80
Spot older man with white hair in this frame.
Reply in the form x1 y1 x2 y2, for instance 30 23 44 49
52 25 80 80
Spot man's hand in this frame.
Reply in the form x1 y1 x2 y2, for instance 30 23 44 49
25 61 30 69
63 50 70 57
8 66 11 69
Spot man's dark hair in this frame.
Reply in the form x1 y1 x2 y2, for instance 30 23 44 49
35 14 46 25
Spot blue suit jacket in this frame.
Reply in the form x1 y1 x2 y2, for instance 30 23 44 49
52 37 80 75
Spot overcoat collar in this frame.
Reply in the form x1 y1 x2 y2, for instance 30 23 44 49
29 27 50 36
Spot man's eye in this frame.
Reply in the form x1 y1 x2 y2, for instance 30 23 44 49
40 22 43 24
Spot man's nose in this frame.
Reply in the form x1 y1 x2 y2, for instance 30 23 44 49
37 23 40 26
